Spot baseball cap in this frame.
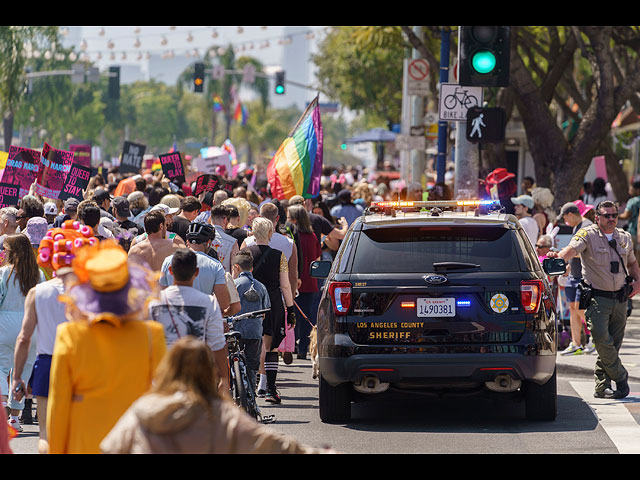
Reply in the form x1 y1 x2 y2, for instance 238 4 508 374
44 202 57 216
64 198 79 212
94 188 111 203
559 202 580 218
510 194 535 209
150 203 180 216
112 196 131 217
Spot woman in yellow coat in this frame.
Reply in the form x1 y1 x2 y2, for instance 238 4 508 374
46 240 166 454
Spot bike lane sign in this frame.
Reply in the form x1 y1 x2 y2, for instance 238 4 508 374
438 83 484 122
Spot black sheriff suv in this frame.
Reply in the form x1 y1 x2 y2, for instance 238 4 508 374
310 199 566 423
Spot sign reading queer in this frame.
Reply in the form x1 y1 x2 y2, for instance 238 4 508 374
1 146 41 198
0 183 19 208
36 143 75 199
120 141 146 174
159 151 186 186
58 163 93 201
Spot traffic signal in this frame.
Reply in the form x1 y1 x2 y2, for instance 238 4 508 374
466 107 506 143
193 63 205 93
459 26 510 87
274 71 285 95
108 66 120 100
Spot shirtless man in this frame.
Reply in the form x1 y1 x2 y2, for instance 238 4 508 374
128 210 184 272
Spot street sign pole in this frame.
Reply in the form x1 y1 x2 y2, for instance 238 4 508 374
436 28 450 184
454 26 480 200
409 26 426 187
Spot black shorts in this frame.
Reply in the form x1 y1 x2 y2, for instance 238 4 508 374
263 289 286 347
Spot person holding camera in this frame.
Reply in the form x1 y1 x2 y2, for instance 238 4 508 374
548 200 640 399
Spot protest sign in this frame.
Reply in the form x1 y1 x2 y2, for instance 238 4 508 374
159 151 186 186
35 142 75 199
0 183 20 208
193 174 222 196
194 146 231 175
1 146 41 198
69 144 92 168
119 141 146 173
58 163 93 201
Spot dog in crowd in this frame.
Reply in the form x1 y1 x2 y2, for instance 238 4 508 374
309 326 319 379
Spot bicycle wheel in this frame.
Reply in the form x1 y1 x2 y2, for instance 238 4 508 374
232 359 249 411
443 94 457 110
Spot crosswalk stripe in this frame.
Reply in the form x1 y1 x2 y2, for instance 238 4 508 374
570 381 640 454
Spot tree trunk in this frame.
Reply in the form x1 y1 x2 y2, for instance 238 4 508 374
3 112 13 152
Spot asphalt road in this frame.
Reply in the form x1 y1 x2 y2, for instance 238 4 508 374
8 357 640 454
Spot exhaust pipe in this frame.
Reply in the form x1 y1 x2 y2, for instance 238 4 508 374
354 375 390 394
485 373 521 392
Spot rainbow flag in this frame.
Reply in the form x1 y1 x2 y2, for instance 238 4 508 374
213 94 224 112
234 102 248 125
267 95 323 200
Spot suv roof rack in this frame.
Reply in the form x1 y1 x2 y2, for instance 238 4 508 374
365 199 505 217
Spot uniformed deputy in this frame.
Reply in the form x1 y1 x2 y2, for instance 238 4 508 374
548 200 640 399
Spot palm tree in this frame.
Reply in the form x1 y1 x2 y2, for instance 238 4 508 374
177 45 269 146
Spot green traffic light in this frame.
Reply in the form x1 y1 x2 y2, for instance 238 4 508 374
472 50 497 74
275 85 284 94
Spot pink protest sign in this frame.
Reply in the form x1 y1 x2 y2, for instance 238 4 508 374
35 143 75 199
0 146 41 199
69 144 92 168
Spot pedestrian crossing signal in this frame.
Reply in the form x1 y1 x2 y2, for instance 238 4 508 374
466 107 506 143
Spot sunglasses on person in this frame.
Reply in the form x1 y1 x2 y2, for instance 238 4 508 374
598 213 618 219
535 244 550 249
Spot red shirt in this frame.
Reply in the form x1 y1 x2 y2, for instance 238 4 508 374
298 231 322 293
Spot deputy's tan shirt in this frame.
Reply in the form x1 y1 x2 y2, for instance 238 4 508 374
568 224 636 291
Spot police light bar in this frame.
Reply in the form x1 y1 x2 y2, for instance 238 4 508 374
370 199 499 209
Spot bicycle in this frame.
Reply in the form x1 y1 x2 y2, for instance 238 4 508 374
443 86 479 110
225 308 275 424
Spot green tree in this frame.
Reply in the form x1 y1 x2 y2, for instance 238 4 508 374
0 26 58 151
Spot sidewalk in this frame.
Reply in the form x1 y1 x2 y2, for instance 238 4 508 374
556 297 640 382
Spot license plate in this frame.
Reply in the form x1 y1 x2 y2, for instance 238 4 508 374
417 298 456 317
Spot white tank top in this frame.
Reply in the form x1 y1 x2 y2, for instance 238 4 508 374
244 232 293 260
34 278 67 355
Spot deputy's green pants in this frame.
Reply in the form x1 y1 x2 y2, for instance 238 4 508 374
585 295 628 393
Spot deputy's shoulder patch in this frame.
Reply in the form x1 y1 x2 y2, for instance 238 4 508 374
573 228 588 240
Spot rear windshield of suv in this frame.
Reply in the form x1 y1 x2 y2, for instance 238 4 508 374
351 225 522 273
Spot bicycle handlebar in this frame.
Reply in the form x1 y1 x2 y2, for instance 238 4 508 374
226 308 270 322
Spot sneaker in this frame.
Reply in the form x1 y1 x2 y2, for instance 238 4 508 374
583 338 596 354
257 389 267 398
594 388 616 399
560 342 583 356
265 389 282 404
8 418 22 433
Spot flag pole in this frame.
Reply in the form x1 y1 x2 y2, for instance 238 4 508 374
288 93 320 137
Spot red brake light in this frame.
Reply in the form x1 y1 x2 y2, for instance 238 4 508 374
521 280 543 314
329 281 352 316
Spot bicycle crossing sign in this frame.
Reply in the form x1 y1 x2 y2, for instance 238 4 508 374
438 83 483 121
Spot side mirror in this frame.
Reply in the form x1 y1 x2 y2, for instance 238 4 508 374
310 260 331 279
542 257 567 276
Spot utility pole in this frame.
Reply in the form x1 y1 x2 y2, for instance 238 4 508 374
454 27 479 199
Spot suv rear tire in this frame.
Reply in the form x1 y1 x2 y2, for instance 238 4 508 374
524 367 557 421
319 374 351 423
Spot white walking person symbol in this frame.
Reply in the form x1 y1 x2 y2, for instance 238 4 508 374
471 113 485 138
